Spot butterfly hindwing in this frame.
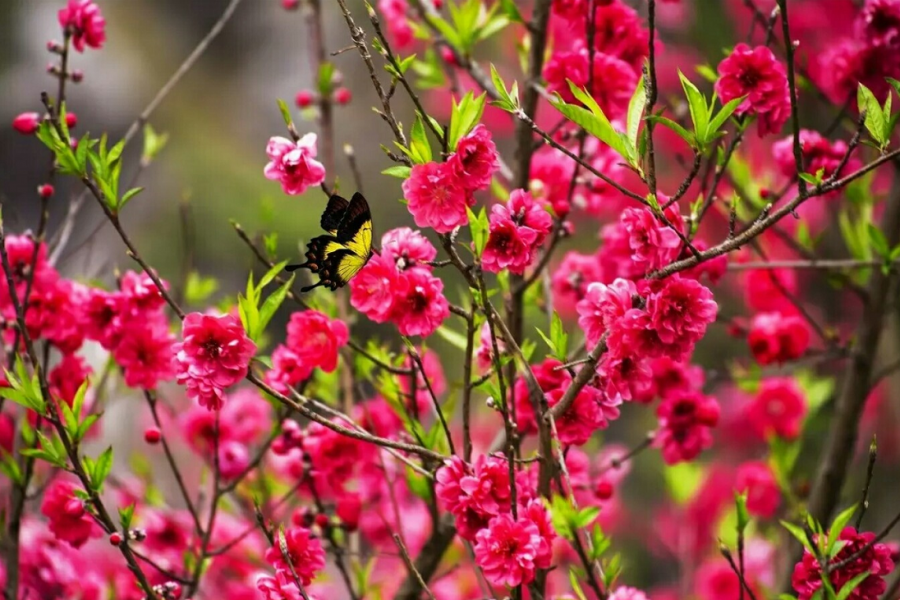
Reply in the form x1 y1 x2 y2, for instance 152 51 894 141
287 192 374 292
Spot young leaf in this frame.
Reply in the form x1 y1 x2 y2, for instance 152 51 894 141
142 124 169 163
836 571 872 600
708 96 745 136
382 165 412 179
551 81 632 164
826 504 857 556
780 520 815 554
257 260 289 292
647 115 695 147
317 62 336 96
625 76 647 156
118 187 144 210
868 224 889 258
276 99 294 128
257 275 295 341
857 83 887 148
735 491 750 535
498 0 524 23
409 114 433 164
467 205 488 256
92 446 114 491
679 70 710 145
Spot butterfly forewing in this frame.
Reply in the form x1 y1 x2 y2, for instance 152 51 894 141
320 194 351 234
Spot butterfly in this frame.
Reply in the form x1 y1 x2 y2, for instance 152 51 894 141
285 192 374 292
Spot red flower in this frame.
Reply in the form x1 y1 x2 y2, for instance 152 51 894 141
41 480 99 548
349 253 400 323
551 251 605 317
744 268 797 313
257 573 305 600
48 354 91 405
58 0 106 52
715 44 790 136
263 134 326 196
114 318 176 390
748 311 810 365
264 527 326 586
621 205 684 273
793 527 895 600
655 390 720 464
633 356 705 404
448 124 500 192
547 382 621 445
545 49 637 119
377 0 414 48
746 377 807 440
389 268 450 337
577 278 638 349
598 335 654 401
735 460 780 518
285 310 349 375
772 129 861 181
474 513 544 587
816 40 900 104
174 312 256 410
381 226 438 267
403 161 472 234
856 0 900 49
643 275 718 361
482 190 552 275
436 455 512 540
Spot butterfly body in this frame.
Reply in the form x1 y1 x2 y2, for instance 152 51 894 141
286 192 373 292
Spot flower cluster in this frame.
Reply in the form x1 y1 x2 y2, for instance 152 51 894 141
403 125 499 233
58 0 106 52
793 527 895 600
264 133 327 196
174 312 256 410
482 189 553 274
266 309 349 394
350 227 449 337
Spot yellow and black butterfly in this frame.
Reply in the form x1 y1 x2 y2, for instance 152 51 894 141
285 192 374 292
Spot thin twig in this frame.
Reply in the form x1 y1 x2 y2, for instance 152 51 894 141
394 534 437 600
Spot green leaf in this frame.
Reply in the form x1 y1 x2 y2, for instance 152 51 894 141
382 165 412 179
826 504 857 556
276 99 294 128
569 569 589 600
448 91 487 151
118 187 143 210
185 272 220 305
142 124 169 163
498 0 524 23
735 491 750 535
488 63 518 112
780 520 815 554
647 115 696 147
257 261 289 293
868 223 890 257
435 324 469 351
405 465 432 501
317 62 336 96
550 311 568 361
625 76 646 157
551 81 632 164
664 462 704 505
0 451 23 485
408 114 433 164
428 13 463 52
466 205 488 256
119 503 136 530
836 571 871 600
92 446 114 492
708 95 745 136
679 70 710 145
695 64 718 83
857 83 887 148
257 275 295 342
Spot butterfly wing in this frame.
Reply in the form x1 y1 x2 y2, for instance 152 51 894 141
286 192 373 292
320 194 351 234
337 192 373 261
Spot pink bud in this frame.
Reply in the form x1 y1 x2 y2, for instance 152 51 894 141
47 40 63 53
109 532 122 546
439 45 457 66
144 427 161 444
334 87 352 105
315 513 330 529
37 184 55 199
281 0 300 9
71 69 84 83
64 498 85 518
595 480 614 500
65 112 77 128
70 137 79 150
295 90 315 108
12 112 40 135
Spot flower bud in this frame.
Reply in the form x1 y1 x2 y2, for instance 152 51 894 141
439 45 458 66
295 90 315 108
595 480 614 500
12 112 40 135
109 532 123 546
65 112 77 128
334 87 352 105
71 69 84 83
37 184 55 199
144 427 161 444
314 513 329 528
281 0 300 9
